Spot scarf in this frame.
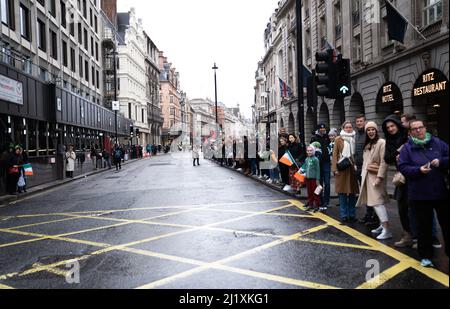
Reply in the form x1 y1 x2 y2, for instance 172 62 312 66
340 130 356 159
412 133 431 146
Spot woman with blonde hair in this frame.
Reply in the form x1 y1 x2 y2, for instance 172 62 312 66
332 121 359 222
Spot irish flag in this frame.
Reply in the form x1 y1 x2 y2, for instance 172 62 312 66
279 151 295 167
294 171 305 183
24 163 33 176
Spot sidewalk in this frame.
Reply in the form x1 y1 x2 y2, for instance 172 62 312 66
214 160 396 200
0 155 158 206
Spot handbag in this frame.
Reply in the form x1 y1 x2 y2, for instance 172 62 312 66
367 163 380 174
337 157 352 171
392 172 406 186
8 166 19 174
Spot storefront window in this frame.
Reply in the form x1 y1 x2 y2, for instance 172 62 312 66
38 121 48 156
28 119 37 157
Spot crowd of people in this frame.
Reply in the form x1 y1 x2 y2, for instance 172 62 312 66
0 144 30 195
207 114 448 268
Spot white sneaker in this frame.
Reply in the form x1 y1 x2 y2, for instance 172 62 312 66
283 185 292 192
371 225 384 234
237 168 243 172
266 179 273 184
377 229 393 240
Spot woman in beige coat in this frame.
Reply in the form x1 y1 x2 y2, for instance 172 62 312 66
356 121 391 240
332 121 360 222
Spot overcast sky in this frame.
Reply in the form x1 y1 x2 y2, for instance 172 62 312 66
117 0 279 119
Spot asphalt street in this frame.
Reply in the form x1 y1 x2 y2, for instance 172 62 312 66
0 152 448 289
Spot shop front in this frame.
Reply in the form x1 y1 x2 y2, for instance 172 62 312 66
412 69 449 143
0 63 132 193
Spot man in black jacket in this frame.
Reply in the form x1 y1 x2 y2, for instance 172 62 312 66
311 124 331 209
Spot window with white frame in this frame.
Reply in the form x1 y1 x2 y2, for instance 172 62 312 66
423 0 442 27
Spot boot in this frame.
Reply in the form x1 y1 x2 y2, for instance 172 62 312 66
394 232 414 248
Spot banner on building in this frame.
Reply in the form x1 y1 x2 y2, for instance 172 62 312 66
0 74 23 105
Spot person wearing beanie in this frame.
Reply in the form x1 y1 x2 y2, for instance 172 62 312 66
304 145 321 212
356 121 392 240
311 123 331 209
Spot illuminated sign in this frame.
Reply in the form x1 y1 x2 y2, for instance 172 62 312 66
413 70 449 98
376 82 402 109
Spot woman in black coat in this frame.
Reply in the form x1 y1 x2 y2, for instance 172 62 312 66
382 114 411 247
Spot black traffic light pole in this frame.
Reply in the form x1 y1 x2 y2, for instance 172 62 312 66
296 0 305 145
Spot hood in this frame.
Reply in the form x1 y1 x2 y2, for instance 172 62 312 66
382 114 404 137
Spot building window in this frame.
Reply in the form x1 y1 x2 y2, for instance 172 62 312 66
85 60 89 82
78 23 82 44
82 0 87 18
62 40 68 67
37 19 46 51
50 30 58 60
95 42 99 61
84 29 88 50
49 0 56 18
94 15 98 33
20 4 31 41
71 47 76 72
423 0 442 27
91 37 94 57
92 66 95 86
128 103 132 119
170 95 174 103
1 0 15 30
60 0 67 28
96 70 100 89
70 22 75 36
353 34 361 61
79 55 83 77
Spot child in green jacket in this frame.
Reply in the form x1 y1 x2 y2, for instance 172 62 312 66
305 146 321 212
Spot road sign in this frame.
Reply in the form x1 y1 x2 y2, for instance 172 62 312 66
112 101 120 111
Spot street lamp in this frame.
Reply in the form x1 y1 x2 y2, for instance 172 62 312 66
212 63 219 126
111 49 119 147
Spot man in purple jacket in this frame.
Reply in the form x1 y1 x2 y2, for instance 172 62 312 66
398 119 449 268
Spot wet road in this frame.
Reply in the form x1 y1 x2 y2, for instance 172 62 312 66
0 152 448 289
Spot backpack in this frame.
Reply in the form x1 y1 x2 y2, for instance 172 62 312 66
114 149 121 159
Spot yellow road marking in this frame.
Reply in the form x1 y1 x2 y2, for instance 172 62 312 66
32 263 69 278
7 217 78 230
290 200 449 288
356 263 411 289
296 238 377 251
5 199 291 219
136 224 329 289
215 265 340 289
0 283 14 289
0 202 296 281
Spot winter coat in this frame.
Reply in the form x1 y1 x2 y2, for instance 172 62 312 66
332 136 359 194
356 139 389 207
398 136 449 201
354 128 366 169
288 142 305 164
382 115 407 166
192 146 199 159
310 132 331 163
304 156 320 181
66 151 76 172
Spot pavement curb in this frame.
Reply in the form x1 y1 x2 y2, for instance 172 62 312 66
0 156 157 206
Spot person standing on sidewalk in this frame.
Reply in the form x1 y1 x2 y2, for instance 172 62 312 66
113 145 123 171
192 144 200 166
311 124 331 209
65 145 76 178
288 134 305 194
357 122 391 240
382 115 413 247
332 121 359 223
398 119 448 268
278 137 290 191
304 146 321 213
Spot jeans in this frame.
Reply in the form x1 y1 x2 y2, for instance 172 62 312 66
409 206 438 239
339 193 356 219
250 158 257 175
270 167 280 181
320 161 331 206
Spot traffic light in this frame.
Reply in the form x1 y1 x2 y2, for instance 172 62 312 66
336 56 351 97
315 49 338 99
136 128 140 138
130 125 134 137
